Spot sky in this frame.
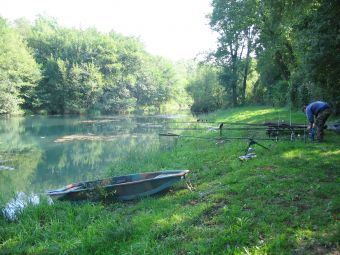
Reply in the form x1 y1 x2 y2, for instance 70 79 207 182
0 0 217 61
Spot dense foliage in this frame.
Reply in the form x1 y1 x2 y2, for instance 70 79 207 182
0 18 41 114
1 1 339 115
186 65 225 113
0 16 190 115
201 0 340 113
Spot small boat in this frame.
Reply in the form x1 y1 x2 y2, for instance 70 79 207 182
47 170 190 201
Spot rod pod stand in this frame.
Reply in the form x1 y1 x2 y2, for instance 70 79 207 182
244 138 270 155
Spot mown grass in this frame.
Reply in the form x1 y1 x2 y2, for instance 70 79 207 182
0 106 339 254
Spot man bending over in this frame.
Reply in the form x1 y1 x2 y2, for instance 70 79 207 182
302 101 331 142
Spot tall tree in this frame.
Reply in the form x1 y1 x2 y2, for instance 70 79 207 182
186 65 225 113
292 0 340 112
210 0 258 106
0 17 41 114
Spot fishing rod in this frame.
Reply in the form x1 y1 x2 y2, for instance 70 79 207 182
159 133 228 141
138 124 307 131
166 121 269 126
159 131 311 143
159 133 278 142
147 120 308 128
165 121 216 124
158 127 307 138
140 126 270 131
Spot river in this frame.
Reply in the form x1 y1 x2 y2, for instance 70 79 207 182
0 113 195 205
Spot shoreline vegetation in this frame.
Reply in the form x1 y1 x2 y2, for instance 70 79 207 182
1 107 339 254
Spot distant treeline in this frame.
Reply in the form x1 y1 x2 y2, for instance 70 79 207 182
1 0 339 116
188 0 339 114
0 16 192 115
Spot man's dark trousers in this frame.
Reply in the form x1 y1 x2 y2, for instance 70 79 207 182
315 108 331 141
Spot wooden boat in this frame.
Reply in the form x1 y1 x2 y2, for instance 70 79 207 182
47 170 190 201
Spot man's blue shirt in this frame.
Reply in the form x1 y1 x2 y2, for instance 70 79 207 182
306 101 330 123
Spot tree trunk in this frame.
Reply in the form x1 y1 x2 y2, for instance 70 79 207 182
241 40 252 105
231 54 238 107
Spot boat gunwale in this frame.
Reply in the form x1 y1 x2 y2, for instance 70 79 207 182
47 170 190 196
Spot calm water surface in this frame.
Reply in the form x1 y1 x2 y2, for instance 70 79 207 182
0 113 195 204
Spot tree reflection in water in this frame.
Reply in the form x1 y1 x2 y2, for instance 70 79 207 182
0 114 192 205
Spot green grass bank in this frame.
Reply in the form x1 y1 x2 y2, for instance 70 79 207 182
1 106 339 254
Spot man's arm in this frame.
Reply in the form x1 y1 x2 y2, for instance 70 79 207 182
306 106 314 128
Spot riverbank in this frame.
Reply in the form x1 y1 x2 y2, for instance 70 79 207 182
1 106 339 254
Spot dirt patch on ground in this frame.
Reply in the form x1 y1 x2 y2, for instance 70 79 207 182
190 198 229 227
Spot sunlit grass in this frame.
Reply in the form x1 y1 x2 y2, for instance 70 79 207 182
282 149 301 158
206 106 306 124
321 150 340 156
